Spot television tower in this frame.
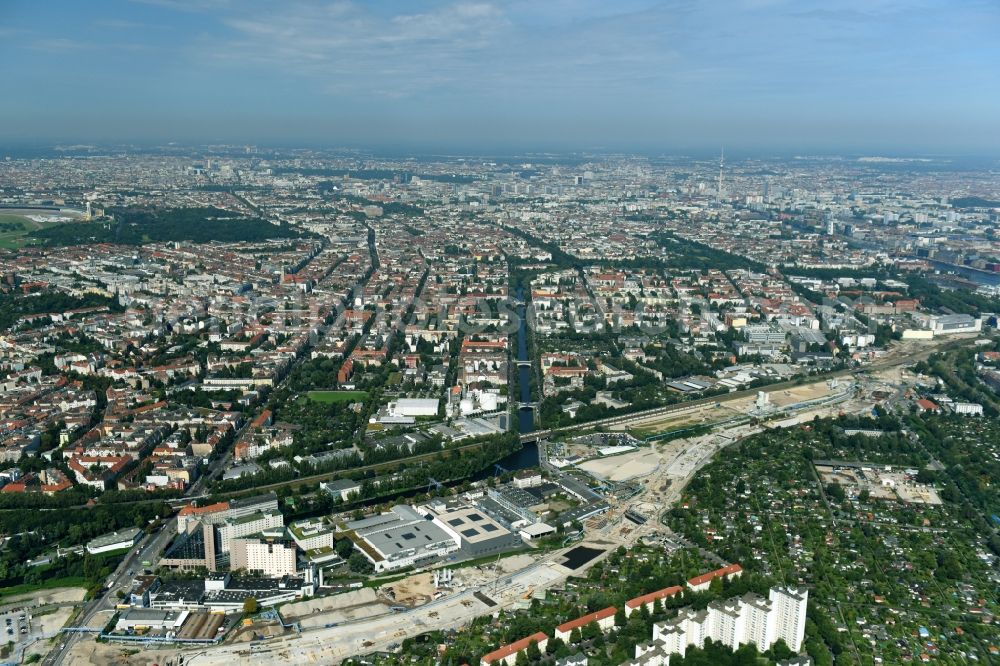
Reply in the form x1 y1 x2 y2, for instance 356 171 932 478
717 147 725 202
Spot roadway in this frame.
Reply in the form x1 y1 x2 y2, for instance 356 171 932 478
42 232 354 665
44 516 179 666
45 355 305 665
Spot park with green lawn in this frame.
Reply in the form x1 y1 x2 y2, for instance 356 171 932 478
0 213 65 249
306 390 370 404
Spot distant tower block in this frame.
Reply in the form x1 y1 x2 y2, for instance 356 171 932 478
717 147 725 201
755 391 770 409
85 201 93 220
827 216 835 236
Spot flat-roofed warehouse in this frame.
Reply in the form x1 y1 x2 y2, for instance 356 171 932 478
418 501 524 559
115 609 187 632
392 398 440 417
345 505 459 573
86 527 143 555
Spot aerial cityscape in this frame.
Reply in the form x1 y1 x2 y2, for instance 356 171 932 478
0 2 998 666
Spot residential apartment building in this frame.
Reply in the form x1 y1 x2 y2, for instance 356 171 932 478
230 536 298 578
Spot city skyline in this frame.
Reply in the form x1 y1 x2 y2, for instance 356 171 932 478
2 0 999 153
1 3 1000 665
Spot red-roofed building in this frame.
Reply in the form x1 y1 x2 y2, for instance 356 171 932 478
338 358 354 385
546 366 588 378
177 500 229 532
40 468 72 494
178 500 228 517
461 339 508 354
67 454 130 490
251 409 273 428
915 399 940 412
0 472 36 494
233 440 251 461
686 563 743 592
554 606 617 640
480 632 548 666
625 585 684 617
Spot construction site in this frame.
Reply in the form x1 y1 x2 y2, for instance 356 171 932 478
815 461 943 504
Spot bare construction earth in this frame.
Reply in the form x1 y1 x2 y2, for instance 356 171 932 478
282 587 389 629
620 377 843 439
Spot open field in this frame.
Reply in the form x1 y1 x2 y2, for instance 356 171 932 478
0 213 72 249
282 587 391 629
579 448 661 481
765 381 840 407
306 390 369 404
0 580 88 603
816 463 943 504
384 572 434 605
55 641 152 666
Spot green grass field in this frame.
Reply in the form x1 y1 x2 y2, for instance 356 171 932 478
0 214 31 249
306 390 369 403
0 213 67 249
0 576 89 601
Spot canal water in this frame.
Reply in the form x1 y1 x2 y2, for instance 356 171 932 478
488 288 539 473
927 260 1000 287
351 291 538 504
516 291 535 435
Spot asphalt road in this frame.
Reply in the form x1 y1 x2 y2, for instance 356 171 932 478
44 518 178 666
41 237 352 666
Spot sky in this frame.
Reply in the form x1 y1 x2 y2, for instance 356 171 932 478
1 0 999 154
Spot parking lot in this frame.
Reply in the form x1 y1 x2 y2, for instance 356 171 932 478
0 607 37 646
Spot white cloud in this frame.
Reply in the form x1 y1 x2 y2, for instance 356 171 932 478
201 1 511 97
31 38 94 52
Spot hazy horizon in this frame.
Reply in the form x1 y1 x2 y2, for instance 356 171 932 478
2 1 999 153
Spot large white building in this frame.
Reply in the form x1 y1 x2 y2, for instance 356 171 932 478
346 505 459 573
217 509 284 554
743 324 787 345
288 517 337 552
86 527 143 555
916 313 982 336
769 587 808 653
164 494 284 572
636 586 808 663
391 398 440 417
375 398 441 425
320 478 363 502
230 536 298 578
952 402 984 416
